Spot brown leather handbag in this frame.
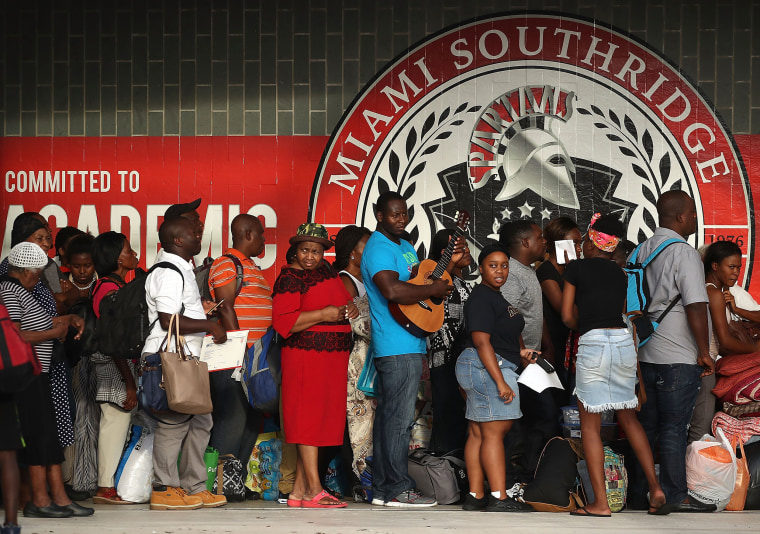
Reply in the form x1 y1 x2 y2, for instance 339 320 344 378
159 314 213 415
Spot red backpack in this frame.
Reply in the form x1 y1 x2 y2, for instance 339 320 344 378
0 303 41 393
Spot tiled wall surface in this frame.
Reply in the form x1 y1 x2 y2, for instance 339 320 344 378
2 0 760 137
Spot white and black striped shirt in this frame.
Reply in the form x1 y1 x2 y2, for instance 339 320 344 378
0 277 54 372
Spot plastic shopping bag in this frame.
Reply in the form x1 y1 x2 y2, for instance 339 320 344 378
603 447 628 513
204 446 219 492
686 427 737 511
726 440 750 511
116 427 155 503
245 431 282 500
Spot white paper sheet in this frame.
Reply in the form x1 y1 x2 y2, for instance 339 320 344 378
555 239 578 264
517 362 565 393
199 330 249 372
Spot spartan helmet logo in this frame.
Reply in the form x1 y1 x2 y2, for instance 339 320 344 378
468 86 579 209
494 116 578 208
426 85 635 258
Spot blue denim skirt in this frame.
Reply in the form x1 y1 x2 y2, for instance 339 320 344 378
575 328 639 413
455 347 523 422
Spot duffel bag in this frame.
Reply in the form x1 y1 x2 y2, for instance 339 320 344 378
407 449 465 505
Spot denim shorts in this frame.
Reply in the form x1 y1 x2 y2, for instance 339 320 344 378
455 347 522 422
575 328 639 413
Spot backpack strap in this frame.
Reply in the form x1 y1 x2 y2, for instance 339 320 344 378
223 254 245 299
149 262 185 290
637 238 689 320
640 238 685 268
147 262 186 325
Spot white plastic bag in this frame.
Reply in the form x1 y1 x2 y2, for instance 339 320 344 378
116 429 155 503
686 427 737 511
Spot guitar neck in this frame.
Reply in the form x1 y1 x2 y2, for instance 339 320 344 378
431 226 466 279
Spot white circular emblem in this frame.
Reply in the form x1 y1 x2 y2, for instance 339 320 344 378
310 13 753 284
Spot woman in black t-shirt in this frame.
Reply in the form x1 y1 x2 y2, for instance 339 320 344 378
537 216 582 397
456 244 536 513
561 214 667 517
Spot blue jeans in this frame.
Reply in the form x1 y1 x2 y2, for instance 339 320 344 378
632 362 702 505
372 353 423 501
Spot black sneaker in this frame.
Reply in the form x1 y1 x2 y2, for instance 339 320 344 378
462 493 488 511
486 495 535 512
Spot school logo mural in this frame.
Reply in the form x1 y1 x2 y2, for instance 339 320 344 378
310 12 753 284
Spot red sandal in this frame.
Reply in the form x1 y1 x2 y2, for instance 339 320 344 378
301 490 347 509
93 488 133 505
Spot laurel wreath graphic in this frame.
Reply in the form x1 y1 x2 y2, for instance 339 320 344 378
577 105 679 241
376 102 480 259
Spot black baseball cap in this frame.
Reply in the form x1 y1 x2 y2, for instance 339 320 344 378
164 198 202 220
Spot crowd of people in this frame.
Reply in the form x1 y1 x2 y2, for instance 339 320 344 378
1 188 758 532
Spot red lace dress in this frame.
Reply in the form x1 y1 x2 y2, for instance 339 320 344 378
272 262 352 446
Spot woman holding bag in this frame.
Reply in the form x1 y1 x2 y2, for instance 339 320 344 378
272 223 358 509
334 225 375 490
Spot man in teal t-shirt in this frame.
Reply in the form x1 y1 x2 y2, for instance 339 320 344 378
361 191 453 508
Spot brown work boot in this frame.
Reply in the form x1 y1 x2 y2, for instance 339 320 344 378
150 486 203 510
188 489 228 508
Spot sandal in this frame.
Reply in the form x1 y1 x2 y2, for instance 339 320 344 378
286 498 302 508
92 488 133 505
569 506 611 517
648 502 674 515
301 489 347 509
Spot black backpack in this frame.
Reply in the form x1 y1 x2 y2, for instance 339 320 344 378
95 262 184 359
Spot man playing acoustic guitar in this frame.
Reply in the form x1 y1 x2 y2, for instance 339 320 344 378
360 191 462 507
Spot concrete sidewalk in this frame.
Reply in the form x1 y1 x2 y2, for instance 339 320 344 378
8 500 760 534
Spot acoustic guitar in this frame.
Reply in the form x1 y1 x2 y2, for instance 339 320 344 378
389 211 471 337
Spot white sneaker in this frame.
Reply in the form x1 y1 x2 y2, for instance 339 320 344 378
371 497 385 505
385 489 438 508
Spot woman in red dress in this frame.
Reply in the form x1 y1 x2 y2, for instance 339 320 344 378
272 223 358 509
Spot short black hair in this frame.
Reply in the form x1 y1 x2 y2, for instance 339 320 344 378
498 220 536 252
92 231 127 277
55 226 85 255
590 214 625 238
10 212 46 247
478 243 510 265
285 244 298 265
617 239 636 259
333 225 371 271
703 240 742 275
374 191 404 215
65 233 94 262
429 229 455 262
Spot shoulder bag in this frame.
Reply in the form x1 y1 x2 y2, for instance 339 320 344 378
159 313 213 415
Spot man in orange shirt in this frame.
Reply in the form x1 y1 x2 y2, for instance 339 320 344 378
207 214 272 463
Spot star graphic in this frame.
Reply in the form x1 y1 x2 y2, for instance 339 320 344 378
518 201 535 218
500 207 512 220
540 208 552 220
